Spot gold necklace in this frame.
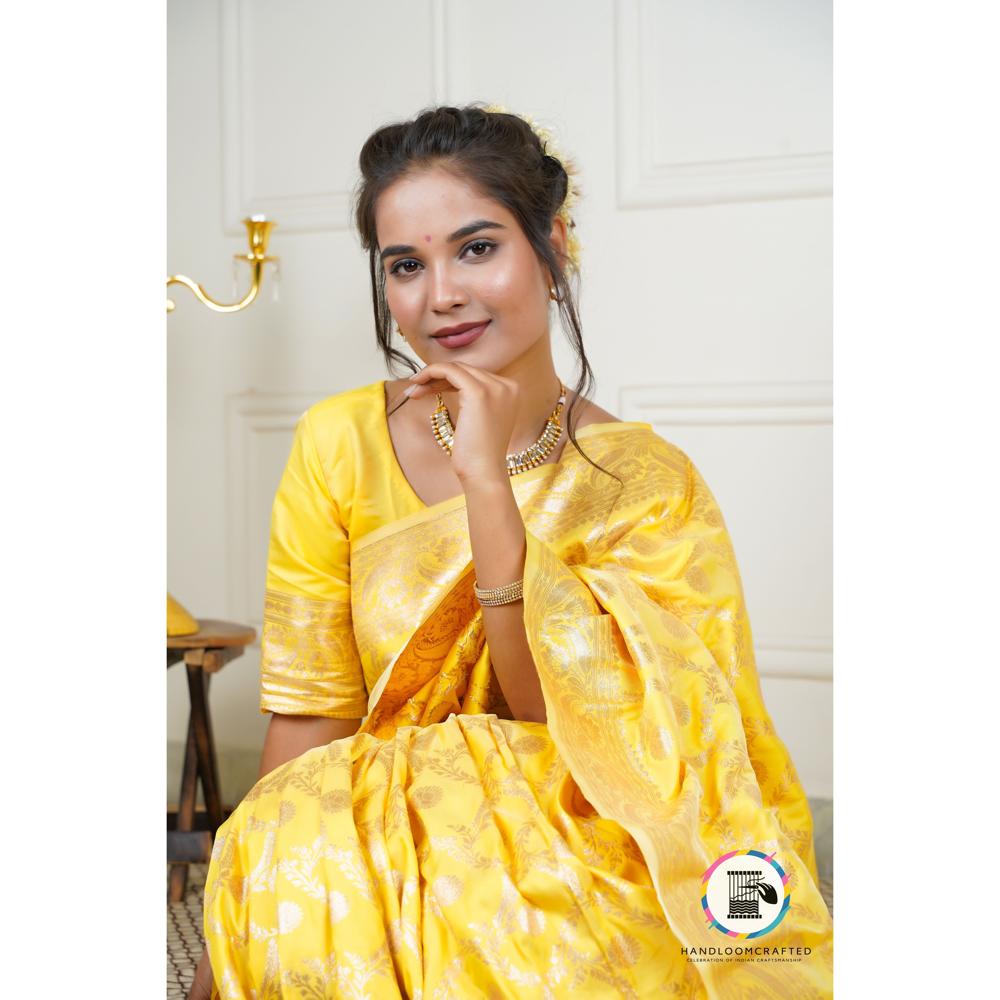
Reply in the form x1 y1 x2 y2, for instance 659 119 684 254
430 382 567 476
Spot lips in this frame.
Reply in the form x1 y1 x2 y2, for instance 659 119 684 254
431 320 490 349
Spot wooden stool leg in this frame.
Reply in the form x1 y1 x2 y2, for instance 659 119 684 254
168 713 200 902
186 662 224 831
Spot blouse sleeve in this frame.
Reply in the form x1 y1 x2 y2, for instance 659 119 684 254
258 408 368 719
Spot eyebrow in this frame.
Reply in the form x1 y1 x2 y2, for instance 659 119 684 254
379 219 507 263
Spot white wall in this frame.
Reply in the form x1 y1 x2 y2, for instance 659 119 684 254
168 0 832 803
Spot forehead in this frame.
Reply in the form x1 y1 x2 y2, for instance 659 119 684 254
375 166 510 240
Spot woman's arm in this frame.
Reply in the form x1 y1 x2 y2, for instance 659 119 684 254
403 362 550 723
256 712 361 780
465 478 546 724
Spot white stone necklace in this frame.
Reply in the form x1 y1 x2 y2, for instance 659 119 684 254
429 382 567 476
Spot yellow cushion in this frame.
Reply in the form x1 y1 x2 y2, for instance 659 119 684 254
167 592 199 636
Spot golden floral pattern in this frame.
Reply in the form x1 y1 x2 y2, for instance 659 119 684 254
260 590 368 718
203 389 832 998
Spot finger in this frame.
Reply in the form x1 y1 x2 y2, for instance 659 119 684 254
409 363 455 385
441 361 506 389
442 360 491 377
409 362 462 379
410 360 492 381
405 378 455 397
408 377 455 390
407 363 478 393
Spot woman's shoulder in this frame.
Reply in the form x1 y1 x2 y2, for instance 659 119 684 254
567 398 683 461
570 410 693 499
571 397 620 429
295 382 389 484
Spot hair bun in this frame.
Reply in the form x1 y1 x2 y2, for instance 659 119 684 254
541 153 565 177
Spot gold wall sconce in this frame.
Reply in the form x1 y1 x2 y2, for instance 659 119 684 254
166 215 280 634
166 215 279 313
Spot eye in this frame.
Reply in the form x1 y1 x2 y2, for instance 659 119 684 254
464 239 496 258
388 239 498 277
389 259 421 277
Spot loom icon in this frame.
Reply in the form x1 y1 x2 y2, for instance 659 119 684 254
702 849 789 938
727 869 780 918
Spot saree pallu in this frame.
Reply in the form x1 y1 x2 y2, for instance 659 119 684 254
203 396 833 998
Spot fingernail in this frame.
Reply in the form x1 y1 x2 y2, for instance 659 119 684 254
403 384 417 397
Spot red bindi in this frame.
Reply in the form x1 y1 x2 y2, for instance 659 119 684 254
424 235 432 242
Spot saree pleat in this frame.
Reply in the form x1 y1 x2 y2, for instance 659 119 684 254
206 715 685 999
203 382 833 998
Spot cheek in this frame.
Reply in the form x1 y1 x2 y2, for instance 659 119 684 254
385 284 418 316
477 261 542 306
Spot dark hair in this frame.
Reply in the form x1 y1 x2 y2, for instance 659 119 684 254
351 102 622 487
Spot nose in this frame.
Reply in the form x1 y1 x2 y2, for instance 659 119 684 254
427 262 469 313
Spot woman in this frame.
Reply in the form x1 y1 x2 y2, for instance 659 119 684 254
190 104 833 999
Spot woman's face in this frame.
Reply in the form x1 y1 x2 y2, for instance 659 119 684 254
375 165 566 371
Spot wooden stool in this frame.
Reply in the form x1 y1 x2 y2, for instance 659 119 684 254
167 618 256 902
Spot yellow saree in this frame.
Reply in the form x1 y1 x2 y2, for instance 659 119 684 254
203 381 833 998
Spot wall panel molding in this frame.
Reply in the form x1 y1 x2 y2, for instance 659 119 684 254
621 380 832 682
615 0 832 208
220 0 450 234
225 391 320 627
755 636 832 682
619 379 832 425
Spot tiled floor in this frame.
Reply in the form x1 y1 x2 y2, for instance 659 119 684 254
167 865 207 1000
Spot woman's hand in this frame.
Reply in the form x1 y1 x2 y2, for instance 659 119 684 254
405 362 519 485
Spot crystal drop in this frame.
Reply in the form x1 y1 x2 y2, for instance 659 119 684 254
269 259 281 303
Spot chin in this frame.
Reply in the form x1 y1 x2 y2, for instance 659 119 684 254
427 344 496 363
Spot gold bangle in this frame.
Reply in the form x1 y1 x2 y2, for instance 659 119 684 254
473 577 524 606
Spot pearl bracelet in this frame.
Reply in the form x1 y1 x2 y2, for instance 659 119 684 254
473 577 524 606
